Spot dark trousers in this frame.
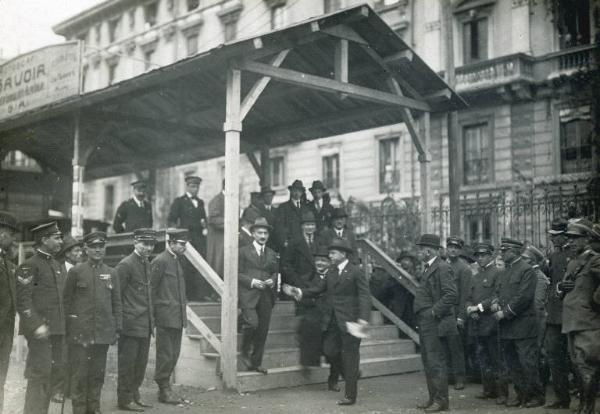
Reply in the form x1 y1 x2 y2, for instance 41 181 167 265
0 318 14 414
501 337 544 401
322 320 361 401
118 335 150 406
545 324 571 403
23 334 65 414
418 311 449 408
241 291 274 368
182 257 215 301
69 343 109 414
443 333 466 381
154 327 182 389
474 333 505 396
297 303 322 367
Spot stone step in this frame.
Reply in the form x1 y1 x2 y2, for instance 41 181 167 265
189 325 401 353
188 301 296 317
236 354 423 392
188 313 297 335
203 339 416 370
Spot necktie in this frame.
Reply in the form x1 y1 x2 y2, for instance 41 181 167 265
296 201 300 209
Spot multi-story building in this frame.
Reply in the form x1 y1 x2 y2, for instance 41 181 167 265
50 0 598 248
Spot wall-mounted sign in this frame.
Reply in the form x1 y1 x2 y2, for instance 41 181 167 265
0 42 81 121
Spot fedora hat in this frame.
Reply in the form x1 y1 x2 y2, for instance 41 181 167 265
332 207 348 219
58 235 83 257
416 234 441 249
548 218 568 235
288 179 305 192
309 180 326 192
0 211 17 231
250 217 273 232
327 238 353 254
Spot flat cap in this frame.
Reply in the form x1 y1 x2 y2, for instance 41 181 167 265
327 238 353 253
473 242 494 255
30 221 62 238
499 237 524 250
548 218 568 235
134 228 157 241
416 234 442 249
84 231 107 245
184 175 202 184
0 211 17 231
446 236 465 248
167 228 189 242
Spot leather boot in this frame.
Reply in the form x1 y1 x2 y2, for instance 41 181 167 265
580 377 597 414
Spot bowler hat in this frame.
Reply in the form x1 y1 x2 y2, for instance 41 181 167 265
84 231 107 246
521 244 545 264
241 207 261 224
499 237 524 251
473 242 494 255
288 179 305 192
314 246 330 258
309 180 326 192
548 218 568 235
301 211 316 223
134 228 157 241
416 234 442 249
332 207 348 219
566 219 594 238
327 238 353 254
261 187 275 195
446 236 465 249
58 235 83 257
250 217 273 232
0 211 17 231
184 175 202 185
167 228 189 242
30 221 62 238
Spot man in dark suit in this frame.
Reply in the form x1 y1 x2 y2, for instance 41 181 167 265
64 231 122 414
0 212 17 414
113 180 153 233
207 182 225 277
307 180 334 234
16 222 66 414
238 218 279 374
286 238 371 406
116 228 156 412
413 234 457 413
281 211 320 288
488 238 543 408
274 179 309 251
258 187 279 252
319 208 358 263
239 208 259 249
151 229 189 405
168 175 209 300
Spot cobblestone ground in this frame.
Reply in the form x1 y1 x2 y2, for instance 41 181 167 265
3 360 575 414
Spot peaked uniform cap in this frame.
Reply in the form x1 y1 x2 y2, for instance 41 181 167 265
250 217 272 232
521 244 545 264
84 231 107 245
473 242 494 255
167 228 189 242
31 221 62 238
130 180 147 188
327 238 353 253
500 237 524 250
416 234 442 249
446 236 465 248
184 175 202 184
134 228 157 241
548 218 568 235
0 211 17 231
566 219 594 237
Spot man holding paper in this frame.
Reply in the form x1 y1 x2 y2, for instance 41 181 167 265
284 238 371 406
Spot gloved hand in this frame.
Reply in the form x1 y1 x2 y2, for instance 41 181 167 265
493 311 505 321
558 280 575 293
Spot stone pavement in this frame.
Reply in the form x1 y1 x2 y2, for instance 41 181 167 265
3 360 572 414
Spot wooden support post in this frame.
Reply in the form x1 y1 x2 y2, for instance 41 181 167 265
221 67 242 390
419 113 432 233
71 112 85 237
260 146 270 189
334 39 348 99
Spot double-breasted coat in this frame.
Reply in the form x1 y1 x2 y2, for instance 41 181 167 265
0 253 16 333
449 257 473 322
151 250 187 329
168 194 207 255
238 243 279 309
465 263 500 337
546 249 568 325
561 250 600 334
116 252 154 338
113 199 153 234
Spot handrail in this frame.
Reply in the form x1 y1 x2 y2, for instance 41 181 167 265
358 238 419 295
371 296 419 345
186 305 222 354
183 242 224 298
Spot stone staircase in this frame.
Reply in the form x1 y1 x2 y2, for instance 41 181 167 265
184 301 422 392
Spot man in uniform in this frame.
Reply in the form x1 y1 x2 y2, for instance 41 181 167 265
307 180 334 234
286 238 371 406
489 238 544 408
445 236 470 390
557 219 600 414
319 208 358 264
413 234 457 413
57 235 84 273
274 179 308 251
16 222 66 414
64 231 122 414
544 218 572 409
151 229 189 405
238 218 279 374
113 180 153 233
0 212 17 414
465 242 504 402
116 228 156 412
521 245 550 355
207 181 225 277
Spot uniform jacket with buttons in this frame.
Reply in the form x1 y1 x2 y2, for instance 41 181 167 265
113 198 153 233
15 250 66 336
449 257 473 322
561 250 600 334
238 243 278 309
492 257 537 339
413 257 458 337
168 194 207 253
0 252 16 329
63 261 122 345
465 263 500 337
117 252 154 337
151 249 187 329
546 249 568 325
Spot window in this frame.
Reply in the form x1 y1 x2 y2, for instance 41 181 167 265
77 31 88 45
465 214 492 244
108 61 118 85
144 49 155 70
556 0 590 49
1 150 41 171
271 5 285 29
108 17 121 43
322 154 340 190
223 22 237 42
560 114 593 174
94 24 101 44
81 65 88 92
463 123 491 185
187 0 200 11
129 9 136 29
463 17 488 64
379 137 401 193
269 156 285 188
323 0 342 13
104 185 115 222
144 2 158 28
186 33 198 56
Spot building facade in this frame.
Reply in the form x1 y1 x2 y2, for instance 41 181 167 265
51 0 599 248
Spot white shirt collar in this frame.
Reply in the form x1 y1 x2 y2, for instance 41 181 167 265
253 240 265 255
132 195 144 207
241 226 252 236
426 256 436 267
186 192 196 199
337 259 349 273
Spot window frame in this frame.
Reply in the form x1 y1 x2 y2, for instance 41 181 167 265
556 105 594 174
455 4 494 66
185 32 199 56
268 154 286 190
458 113 495 189
144 2 158 28
108 16 121 43
376 134 402 195
270 4 286 30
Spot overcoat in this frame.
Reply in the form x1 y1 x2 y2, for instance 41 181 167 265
168 194 207 255
281 236 319 288
546 249 568 325
319 226 359 264
307 200 335 233
113 199 153 233
0 255 16 331
116 252 154 337
274 200 308 248
151 250 187 329
561 250 600 333
450 257 472 322
465 263 500 337
207 191 225 276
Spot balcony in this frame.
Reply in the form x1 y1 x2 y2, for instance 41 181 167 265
535 44 598 81
454 53 535 93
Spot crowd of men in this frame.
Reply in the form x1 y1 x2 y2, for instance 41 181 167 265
1 172 599 413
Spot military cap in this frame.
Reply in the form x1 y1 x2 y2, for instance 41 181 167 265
446 236 465 248
548 218 568 235
565 218 594 238
0 211 17 231
250 217 272 232
416 234 442 249
314 245 330 258
30 221 62 238
58 235 83 256
301 210 316 223
134 228 157 241
309 180 326 192
521 244 545 264
460 244 476 263
130 179 147 188
288 179 305 192
332 207 348 219
167 228 189 242
327 238 353 254
261 186 275 195
84 231 107 245
499 237 524 250
473 242 494 255
184 175 202 185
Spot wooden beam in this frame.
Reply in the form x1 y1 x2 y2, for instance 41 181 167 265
240 49 290 121
334 39 348 100
237 61 431 112
424 88 452 102
246 151 261 178
419 112 432 233
71 111 84 237
382 49 414 65
260 146 270 189
371 296 420 345
322 24 368 45
183 242 224 297
186 306 222 354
